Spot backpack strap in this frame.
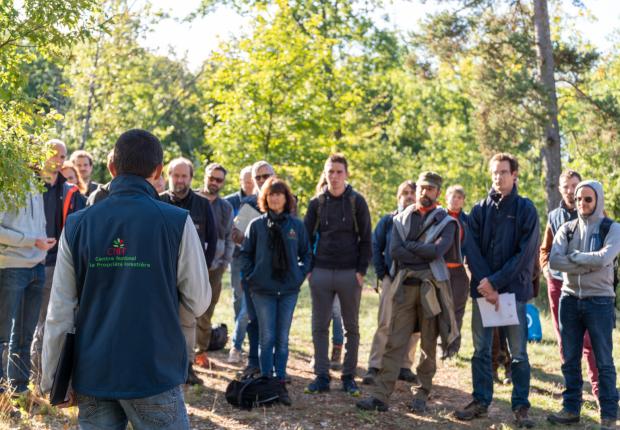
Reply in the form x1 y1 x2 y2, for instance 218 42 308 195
62 185 80 228
565 219 579 244
600 217 614 243
349 192 358 235
312 194 326 237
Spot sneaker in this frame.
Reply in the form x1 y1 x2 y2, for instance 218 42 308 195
194 352 210 368
546 408 580 425
278 382 292 406
409 398 427 414
240 366 260 380
186 364 202 385
362 367 379 385
342 375 361 397
454 400 488 421
356 396 388 412
227 348 243 364
398 368 418 384
305 375 330 394
514 406 535 428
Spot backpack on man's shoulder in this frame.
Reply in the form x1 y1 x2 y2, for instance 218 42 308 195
565 217 620 307
312 191 359 237
225 376 284 410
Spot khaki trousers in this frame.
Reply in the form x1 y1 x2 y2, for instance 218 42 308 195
368 276 419 370
372 270 439 404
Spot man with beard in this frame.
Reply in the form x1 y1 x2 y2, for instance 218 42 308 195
195 163 234 369
159 157 217 383
357 171 460 413
363 180 420 386
69 150 99 197
539 170 600 398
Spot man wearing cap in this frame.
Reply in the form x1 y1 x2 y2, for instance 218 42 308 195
357 171 461 413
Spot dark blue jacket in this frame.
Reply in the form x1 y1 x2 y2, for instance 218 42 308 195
465 185 540 302
372 211 396 280
240 212 312 296
224 189 249 216
64 175 189 398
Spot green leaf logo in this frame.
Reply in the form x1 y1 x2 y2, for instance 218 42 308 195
112 238 125 248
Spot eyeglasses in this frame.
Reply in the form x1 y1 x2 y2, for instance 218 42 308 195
576 196 594 203
254 173 272 181
208 176 225 184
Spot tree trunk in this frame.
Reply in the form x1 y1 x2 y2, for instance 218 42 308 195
80 36 101 150
533 0 562 211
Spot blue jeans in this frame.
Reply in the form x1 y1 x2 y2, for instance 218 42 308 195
251 292 298 380
76 386 189 430
230 257 248 351
559 293 618 420
471 298 530 410
0 265 45 392
331 296 344 345
243 282 259 369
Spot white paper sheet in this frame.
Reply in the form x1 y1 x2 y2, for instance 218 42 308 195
234 203 262 233
476 293 519 327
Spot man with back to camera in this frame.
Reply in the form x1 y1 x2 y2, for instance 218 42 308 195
41 129 211 429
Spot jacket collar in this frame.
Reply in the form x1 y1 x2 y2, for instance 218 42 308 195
109 174 159 199
489 184 518 207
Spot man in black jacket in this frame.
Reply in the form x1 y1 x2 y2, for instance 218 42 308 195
304 153 372 396
159 157 217 383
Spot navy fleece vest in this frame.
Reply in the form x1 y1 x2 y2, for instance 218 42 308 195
64 175 188 398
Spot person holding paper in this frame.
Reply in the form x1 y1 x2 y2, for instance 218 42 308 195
356 171 461 413
547 180 620 429
455 153 539 428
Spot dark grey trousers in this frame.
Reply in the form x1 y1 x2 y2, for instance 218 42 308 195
310 267 362 378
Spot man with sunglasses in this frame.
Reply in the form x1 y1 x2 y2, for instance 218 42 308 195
548 181 620 430
159 157 217 383
195 163 234 370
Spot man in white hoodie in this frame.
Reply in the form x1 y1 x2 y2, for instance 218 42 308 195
548 180 620 430
0 185 56 395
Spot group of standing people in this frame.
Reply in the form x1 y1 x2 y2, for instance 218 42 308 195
1 129 619 430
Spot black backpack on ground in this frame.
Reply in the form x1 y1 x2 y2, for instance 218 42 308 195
207 324 228 351
225 376 283 410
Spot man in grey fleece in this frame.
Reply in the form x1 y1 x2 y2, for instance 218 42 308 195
548 180 620 430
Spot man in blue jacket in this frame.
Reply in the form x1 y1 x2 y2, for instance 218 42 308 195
455 153 539 428
41 129 211 430
363 180 419 385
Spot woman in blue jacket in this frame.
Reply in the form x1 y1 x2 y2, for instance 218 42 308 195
239 177 312 405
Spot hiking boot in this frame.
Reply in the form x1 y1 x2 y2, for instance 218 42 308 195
278 382 292 406
454 400 488 421
409 398 427 414
342 375 361 397
186 364 202 385
398 368 418 384
362 367 379 385
599 418 617 430
240 365 261 380
514 406 535 428
194 352 210 368
227 348 243 364
547 408 580 425
305 375 330 394
356 396 388 412
330 344 343 371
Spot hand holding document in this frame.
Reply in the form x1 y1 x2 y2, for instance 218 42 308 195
476 293 519 327
234 203 261 234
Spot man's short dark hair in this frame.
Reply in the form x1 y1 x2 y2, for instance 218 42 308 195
326 153 348 172
559 169 582 183
113 129 163 178
205 162 227 177
490 152 519 173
